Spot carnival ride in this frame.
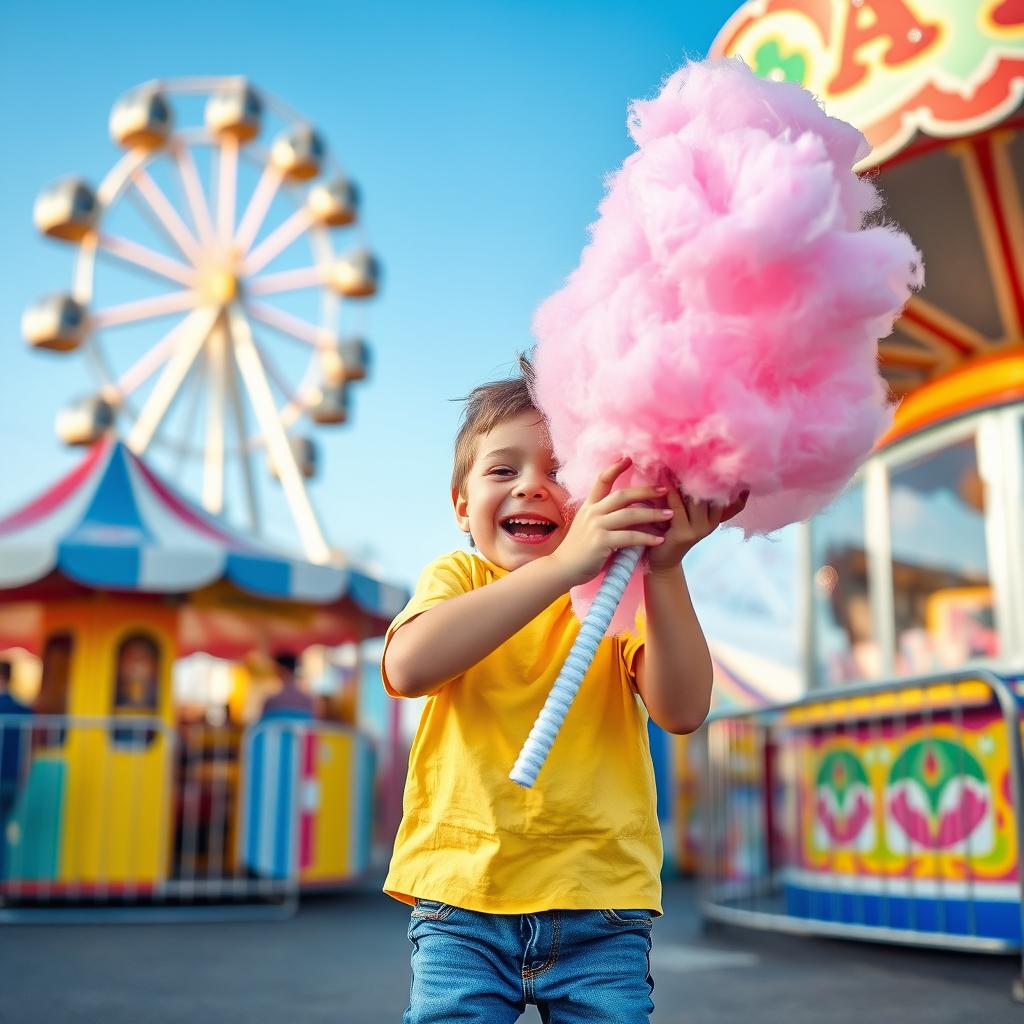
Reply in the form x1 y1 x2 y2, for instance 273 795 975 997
24 77 376 562
0 79 403 907
697 0 1024 956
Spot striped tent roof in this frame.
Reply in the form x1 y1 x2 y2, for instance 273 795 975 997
0 439 406 651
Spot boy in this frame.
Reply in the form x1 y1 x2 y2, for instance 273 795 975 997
383 358 745 1023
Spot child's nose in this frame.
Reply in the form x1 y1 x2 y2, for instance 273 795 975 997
514 474 549 499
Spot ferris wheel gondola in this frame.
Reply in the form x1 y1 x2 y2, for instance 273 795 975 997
24 77 379 564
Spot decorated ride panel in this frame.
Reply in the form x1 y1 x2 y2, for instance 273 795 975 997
711 0 1024 169
781 678 1022 940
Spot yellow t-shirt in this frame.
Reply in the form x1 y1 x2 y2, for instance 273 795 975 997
382 550 663 915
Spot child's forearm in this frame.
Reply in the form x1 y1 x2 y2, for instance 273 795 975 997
638 565 713 734
384 555 573 697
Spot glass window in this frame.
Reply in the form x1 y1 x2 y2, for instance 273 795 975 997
811 481 879 686
35 632 73 749
112 632 161 748
888 436 995 674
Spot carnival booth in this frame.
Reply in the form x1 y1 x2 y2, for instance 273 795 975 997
0 438 405 900
700 0 1024 951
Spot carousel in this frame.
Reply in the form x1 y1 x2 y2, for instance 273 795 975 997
699 0 1024 950
1 78 405 908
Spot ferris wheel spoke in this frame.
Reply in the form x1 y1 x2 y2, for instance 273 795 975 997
217 136 239 244
249 334 296 401
224 341 261 533
114 315 195 398
241 207 314 276
173 141 218 250
174 352 209 478
233 163 284 255
228 305 330 563
131 168 205 265
97 234 198 287
246 265 326 296
203 318 229 514
127 306 219 455
245 300 332 348
92 290 201 329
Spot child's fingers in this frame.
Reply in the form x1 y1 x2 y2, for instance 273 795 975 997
720 489 750 523
610 530 666 549
597 485 668 511
602 506 673 531
586 457 633 505
679 491 694 525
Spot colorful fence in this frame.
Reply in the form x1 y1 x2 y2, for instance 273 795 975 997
697 670 1024 993
0 714 375 921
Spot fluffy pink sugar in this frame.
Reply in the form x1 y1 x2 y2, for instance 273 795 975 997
630 129 848 266
533 58 921 629
629 59 876 226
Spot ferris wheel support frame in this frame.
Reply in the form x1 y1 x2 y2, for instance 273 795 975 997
228 304 330 563
203 318 229 515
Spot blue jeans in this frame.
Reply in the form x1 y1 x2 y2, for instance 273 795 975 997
404 900 655 1023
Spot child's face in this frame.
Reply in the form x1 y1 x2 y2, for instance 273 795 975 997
453 411 569 571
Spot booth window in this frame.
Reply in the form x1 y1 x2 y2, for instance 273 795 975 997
811 481 878 685
112 633 161 748
35 632 73 748
888 436 995 674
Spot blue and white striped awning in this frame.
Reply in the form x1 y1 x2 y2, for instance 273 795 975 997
0 439 407 623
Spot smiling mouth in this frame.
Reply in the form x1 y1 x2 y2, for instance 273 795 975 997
500 516 558 543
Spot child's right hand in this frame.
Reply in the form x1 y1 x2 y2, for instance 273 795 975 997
548 457 672 589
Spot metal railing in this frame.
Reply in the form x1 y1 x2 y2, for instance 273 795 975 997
0 713 368 922
697 669 1024 993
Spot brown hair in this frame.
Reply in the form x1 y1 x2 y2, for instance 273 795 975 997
451 353 540 496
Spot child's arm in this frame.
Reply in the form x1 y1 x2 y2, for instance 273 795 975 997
635 488 748 734
386 458 668 698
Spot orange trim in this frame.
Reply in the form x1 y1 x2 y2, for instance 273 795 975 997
878 347 1024 448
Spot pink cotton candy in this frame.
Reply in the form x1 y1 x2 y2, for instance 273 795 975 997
533 58 922 631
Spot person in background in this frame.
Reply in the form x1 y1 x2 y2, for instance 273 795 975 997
0 662 32 880
259 653 315 720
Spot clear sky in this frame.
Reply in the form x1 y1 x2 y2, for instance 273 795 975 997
0 1 747 595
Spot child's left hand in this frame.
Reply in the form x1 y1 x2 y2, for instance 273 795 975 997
647 487 749 572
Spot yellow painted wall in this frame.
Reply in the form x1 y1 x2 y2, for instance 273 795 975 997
301 730 354 883
43 599 177 886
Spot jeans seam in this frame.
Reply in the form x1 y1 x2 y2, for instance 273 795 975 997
600 909 653 928
522 911 560 980
410 901 456 922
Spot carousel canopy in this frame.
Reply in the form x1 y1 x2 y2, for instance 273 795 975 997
0 438 406 627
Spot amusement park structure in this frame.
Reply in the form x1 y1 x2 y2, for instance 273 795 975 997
24 77 377 563
693 0 1024 986
0 79 404 914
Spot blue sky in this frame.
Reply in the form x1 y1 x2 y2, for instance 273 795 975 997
0 1 742 594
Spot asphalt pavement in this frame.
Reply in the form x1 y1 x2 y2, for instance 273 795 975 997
0 878 1021 1023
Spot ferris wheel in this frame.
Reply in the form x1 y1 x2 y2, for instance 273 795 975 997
23 77 379 564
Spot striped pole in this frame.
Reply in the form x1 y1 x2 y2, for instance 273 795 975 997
510 544 643 788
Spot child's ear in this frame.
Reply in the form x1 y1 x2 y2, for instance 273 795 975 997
452 487 471 534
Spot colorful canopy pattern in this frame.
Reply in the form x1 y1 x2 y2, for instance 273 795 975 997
0 439 406 620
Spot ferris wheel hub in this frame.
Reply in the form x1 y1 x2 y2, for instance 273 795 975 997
202 267 240 305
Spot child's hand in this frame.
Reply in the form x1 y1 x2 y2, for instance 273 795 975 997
549 457 672 589
647 487 749 573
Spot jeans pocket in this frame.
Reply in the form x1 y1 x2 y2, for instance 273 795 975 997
600 908 653 928
411 898 456 921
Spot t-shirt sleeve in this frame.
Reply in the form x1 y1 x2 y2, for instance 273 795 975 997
381 552 476 698
618 607 647 693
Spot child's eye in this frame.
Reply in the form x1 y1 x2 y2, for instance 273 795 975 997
548 467 560 480
489 467 515 477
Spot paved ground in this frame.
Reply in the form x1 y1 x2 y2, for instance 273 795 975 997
1 878 1022 1022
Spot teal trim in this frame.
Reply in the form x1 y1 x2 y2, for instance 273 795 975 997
6 758 64 882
